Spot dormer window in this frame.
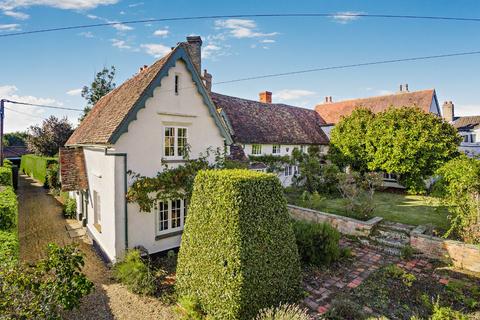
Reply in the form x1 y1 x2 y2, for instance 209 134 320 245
175 74 179 95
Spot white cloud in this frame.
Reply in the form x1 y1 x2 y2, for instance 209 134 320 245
274 89 316 102
86 14 98 19
377 89 394 96
78 31 93 38
0 0 118 10
66 88 82 96
110 22 133 31
332 11 364 24
153 29 169 37
111 38 131 49
202 44 221 59
260 39 275 43
0 85 60 132
0 23 19 31
214 19 278 38
128 2 143 7
3 10 28 19
141 43 171 58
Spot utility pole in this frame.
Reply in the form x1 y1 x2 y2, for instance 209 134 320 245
0 99 4 166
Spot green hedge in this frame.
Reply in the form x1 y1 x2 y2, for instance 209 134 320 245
20 154 58 185
0 166 12 187
176 169 301 320
0 186 18 265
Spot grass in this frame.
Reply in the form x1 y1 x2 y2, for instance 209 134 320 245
286 190 450 231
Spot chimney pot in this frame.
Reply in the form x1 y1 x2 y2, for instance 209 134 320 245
329 96 333 103
186 36 202 75
259 91 272 104
399 84 403 92
325 96 329 103
405 83 409 92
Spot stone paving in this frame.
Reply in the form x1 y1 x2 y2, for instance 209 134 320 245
302 238 437 318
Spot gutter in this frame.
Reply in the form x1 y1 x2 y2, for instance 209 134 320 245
104 148 129 251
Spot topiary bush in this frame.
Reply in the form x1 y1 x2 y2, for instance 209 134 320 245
292 220 341 266
0 166 12 187
255 304 312 320
113 249 156 295
0 186 17 231
176 169 301 320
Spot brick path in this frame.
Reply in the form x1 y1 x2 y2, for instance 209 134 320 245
302 239 437 318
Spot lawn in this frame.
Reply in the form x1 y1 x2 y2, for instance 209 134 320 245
286 190 450 231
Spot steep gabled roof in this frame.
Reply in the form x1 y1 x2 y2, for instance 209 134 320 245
211 92 329 145
452 116 480 131
315 89 437 124
66 44 232 146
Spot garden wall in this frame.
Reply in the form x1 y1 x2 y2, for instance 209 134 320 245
20 154 58 185
410 226 480 273
288 205 382 237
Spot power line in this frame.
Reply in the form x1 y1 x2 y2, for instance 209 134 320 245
3 99 83 112
4 106 47 120
1 13 480 38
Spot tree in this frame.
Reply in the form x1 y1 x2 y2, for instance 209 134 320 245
80 66 116 121
434 156 480 244
329 108 375 173
3 131 28 146
366 107 461 192
26 116 73 157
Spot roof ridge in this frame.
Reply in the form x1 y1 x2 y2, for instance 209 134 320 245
211 92 316 112
316 88 435 106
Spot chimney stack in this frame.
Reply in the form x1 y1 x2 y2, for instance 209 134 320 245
259 91 272 104
186 36 202 75
442 101 454 122
203 69 212 92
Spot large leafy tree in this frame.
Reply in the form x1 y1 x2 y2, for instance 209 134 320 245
366 107 461 192
80 66 116 121
26 116 73 157
3 131 28 146
329 108 375 172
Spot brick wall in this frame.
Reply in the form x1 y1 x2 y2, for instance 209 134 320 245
59 147 88 191
288 205 382 237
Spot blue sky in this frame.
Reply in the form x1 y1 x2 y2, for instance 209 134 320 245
1 0 479 132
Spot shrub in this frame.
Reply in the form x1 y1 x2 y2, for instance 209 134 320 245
255 304 312 320
176 169 301 320
20 154 58 185
0 230 18 265
430 301 468 320
0 166 12 186
0 186 17 231
3 159 13 167
46 162 61 190
292 220 341 266
324 298 367 320
176 295 206 320
434 156 480 244
400 245 414 260
0 244 93 319
113 249 156 295
63 198 77 218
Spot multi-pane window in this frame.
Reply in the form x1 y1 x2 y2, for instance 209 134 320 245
284 165 293 176
164 127 188 158
272 145 281 154
156 199 187 236
300 145 307 153
252 144 262 155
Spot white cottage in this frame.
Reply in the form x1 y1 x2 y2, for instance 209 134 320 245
60 37 232 262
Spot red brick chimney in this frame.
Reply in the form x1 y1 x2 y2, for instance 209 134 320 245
259 91 272 103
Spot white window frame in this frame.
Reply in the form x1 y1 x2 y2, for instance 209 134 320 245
251 144 262 155
272 145 281 154
156 199 187 237
163 126 188 159
284 165 293 176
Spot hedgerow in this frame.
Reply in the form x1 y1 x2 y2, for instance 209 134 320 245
0 166 13 187
20 154 58 186
0 230 18 265
176 169 302 320
0 186 17 231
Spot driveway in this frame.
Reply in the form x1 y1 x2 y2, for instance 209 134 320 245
17 175 176 320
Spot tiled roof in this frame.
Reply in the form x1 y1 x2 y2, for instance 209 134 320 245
59 147 88 191
315 89 436 124
211 93 329 145
452 116 480 131
66 50 175 146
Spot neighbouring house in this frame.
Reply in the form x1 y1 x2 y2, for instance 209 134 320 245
314 85 442 188
60 36 233 262
442 101 480 157
3 146 29 166
314 84 441 137
211 91 330 186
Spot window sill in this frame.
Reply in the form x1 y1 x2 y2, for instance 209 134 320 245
155 229 183 240
162 158 187 164
94 223 102 233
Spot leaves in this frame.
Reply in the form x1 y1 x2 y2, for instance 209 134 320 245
80 66 116 121
26 116 73 157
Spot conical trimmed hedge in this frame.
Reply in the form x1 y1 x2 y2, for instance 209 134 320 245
176 169 301 320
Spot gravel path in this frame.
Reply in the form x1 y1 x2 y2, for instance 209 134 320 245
17 175 177 320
